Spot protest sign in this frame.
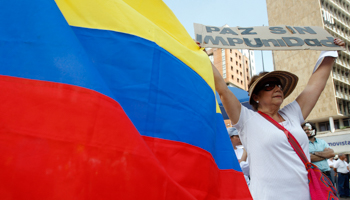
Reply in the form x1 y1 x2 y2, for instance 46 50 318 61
194 23 343 50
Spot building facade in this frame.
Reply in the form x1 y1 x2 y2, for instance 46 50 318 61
207 48 254 91
266 0 350 151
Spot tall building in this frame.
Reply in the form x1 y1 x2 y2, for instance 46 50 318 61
239 49 257 77
266 0 350 152
207 48 254 91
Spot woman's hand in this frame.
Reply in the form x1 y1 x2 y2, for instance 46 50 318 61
194 40 208 55
334 38 345 48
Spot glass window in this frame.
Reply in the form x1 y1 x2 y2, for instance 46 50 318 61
334 120 339 129
319 122 330 131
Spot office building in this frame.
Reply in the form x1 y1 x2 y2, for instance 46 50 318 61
266 0 350 153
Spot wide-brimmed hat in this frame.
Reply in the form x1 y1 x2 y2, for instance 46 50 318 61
248 70 299 105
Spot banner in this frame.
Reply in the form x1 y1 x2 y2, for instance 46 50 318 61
0 0 251 199
194 23 343 50
319 133 350 154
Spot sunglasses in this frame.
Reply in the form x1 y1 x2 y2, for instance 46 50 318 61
259 81 283 91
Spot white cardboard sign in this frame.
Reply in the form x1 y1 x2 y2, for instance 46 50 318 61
194 23 343 50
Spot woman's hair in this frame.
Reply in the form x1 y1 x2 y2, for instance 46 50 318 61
248 71 269 110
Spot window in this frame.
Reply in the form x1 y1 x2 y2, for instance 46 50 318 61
231 66 233 70
230 49 232 53
319 122 330 131
246 68 248 72
236 69 239 74
239 55 241 60
235 53 237 57
240 72 242 76
236 61 238 66
230 57 233 62
231 75 234 79
237 78 239 83
239 64 242 68
241 80 243 84
343 118 350 127
334 120 339 129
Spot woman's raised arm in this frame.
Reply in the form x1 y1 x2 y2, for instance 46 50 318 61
212 63 242 124
296 38 345 119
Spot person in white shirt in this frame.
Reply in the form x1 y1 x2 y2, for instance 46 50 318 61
334 153 349 197
227 127 250 185
327 157 336 184
209 38 345 200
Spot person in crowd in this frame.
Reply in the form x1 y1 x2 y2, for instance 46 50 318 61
208 38 344 200
334 153 350 198
227 127 250 185
302 122 335 183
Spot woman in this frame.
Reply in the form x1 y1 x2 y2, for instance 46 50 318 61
211 38 344 200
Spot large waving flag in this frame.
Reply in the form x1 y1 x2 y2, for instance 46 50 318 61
0 0 252 199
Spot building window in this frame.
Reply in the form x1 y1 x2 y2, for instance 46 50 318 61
239 55 241 60
334 120 339 129
231 66 233 70
236 69 239 74
237 78 239 83
231 75 234 79
246 68 249 72
339 103 343 114
222 49 226 78
236 61 238 66
235 53 237 57
241 80 243 84
247 76 249 81
343 118 350 127
240 72 242 76
230 49 232 53
230 57 233 62
240 64 242 68
319 122 330 131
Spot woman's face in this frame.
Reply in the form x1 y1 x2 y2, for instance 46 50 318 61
254 78 284 109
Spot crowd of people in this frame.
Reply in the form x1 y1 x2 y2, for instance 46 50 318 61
202 38 346 200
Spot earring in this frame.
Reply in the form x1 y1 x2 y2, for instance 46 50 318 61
256 101 259 103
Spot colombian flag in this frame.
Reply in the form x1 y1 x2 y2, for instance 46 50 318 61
0 0 252 199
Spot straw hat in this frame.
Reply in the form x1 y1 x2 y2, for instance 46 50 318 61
248 71 299 105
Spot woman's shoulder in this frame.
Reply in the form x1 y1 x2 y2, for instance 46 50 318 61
234 105 262 130
280 101 304 124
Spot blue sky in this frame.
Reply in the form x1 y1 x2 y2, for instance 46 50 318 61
163 0 274 73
